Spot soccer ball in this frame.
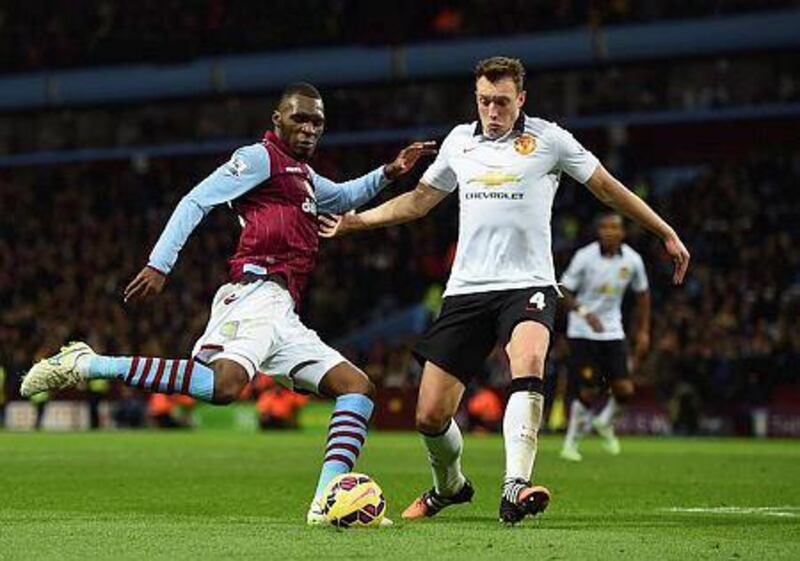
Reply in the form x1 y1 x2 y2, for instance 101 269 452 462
322 473 387 528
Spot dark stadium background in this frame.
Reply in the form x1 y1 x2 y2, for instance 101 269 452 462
1 0 800 438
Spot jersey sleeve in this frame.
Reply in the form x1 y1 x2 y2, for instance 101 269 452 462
420 127 459 193
148 143 269 274
312 166 391 214
552 125 600 184
631 253 650 293
560 250 585 292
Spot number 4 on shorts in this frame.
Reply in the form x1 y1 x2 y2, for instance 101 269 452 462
528 291 546 311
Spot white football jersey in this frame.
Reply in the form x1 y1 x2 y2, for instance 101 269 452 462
560 241 649 340
422 114 599 297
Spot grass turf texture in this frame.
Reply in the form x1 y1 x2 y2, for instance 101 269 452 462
1 429 798 560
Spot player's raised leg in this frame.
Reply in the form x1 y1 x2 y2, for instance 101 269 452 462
21 341 250 404
500 320 551 524
402 363 474 519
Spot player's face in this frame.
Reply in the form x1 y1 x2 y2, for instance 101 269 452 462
273 95 326 161
598 216 625 249
475 76 526 139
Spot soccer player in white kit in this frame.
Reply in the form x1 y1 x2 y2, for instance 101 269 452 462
322 57 690 524
559 213 651 462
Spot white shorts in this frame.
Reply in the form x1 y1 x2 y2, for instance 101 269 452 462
191 279 348 393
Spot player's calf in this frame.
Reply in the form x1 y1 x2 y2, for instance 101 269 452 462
500 376 550 524
310 363 376 510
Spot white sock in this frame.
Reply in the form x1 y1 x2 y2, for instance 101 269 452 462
564 399 589 448
596 396 619 427
503 390 544 484
421 420 466 496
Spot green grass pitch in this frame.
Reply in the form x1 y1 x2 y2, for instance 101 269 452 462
1 427 799 560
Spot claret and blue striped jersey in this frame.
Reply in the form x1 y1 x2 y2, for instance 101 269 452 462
148 130 390 305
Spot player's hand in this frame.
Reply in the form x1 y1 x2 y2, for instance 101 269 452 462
635 330 651 358
663 233 690 285
319 211 359 238
124 266 166 303
384 141 437 180
585 313 604 333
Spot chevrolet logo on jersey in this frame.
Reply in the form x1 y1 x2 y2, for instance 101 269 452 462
596 283 624 296
467 172 522 188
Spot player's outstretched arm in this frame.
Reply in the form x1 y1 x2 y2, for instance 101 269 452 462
125 144 269 304
319 181 448 238
585 165 690 284
315 141 437 215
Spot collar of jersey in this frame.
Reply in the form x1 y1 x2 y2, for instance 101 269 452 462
472 112 526 140
263 129 304 163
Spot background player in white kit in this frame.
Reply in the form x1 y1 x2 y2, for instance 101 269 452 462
559 213 651 462
322 57 690 524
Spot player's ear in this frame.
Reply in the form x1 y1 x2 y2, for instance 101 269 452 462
518 89 527 108
271 110 281 128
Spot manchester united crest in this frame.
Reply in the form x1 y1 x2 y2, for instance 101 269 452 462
514 133 537 156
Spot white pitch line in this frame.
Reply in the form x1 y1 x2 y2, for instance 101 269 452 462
662 506 800 517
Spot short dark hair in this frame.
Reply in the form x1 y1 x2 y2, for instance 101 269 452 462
596 212 624 228
475 57 526 92
279 82 322 106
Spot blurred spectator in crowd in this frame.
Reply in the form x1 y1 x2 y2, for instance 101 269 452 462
253 376 308 430
86 378 110 429
113 386 146 428
147 394 196 429
467 387 503 433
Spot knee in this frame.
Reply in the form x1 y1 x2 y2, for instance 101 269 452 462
505 343 547 375
415 406 451 436
349 377 376 400
320 365 376 399
211 361 248 405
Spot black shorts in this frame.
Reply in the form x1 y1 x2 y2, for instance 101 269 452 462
568 338 630 391
413 286 559 384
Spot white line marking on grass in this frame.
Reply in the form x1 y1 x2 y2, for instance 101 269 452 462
662 506 800 517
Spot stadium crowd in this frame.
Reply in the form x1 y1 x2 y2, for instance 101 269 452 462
2 140 798 425
2 52 798 155
2 0 794 73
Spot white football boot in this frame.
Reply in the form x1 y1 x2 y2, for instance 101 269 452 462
592 417 621 456
306 498 327 526
21 341 95 398
559 442 583 462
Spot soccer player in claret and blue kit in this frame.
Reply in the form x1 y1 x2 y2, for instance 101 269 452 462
22 82 436 525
